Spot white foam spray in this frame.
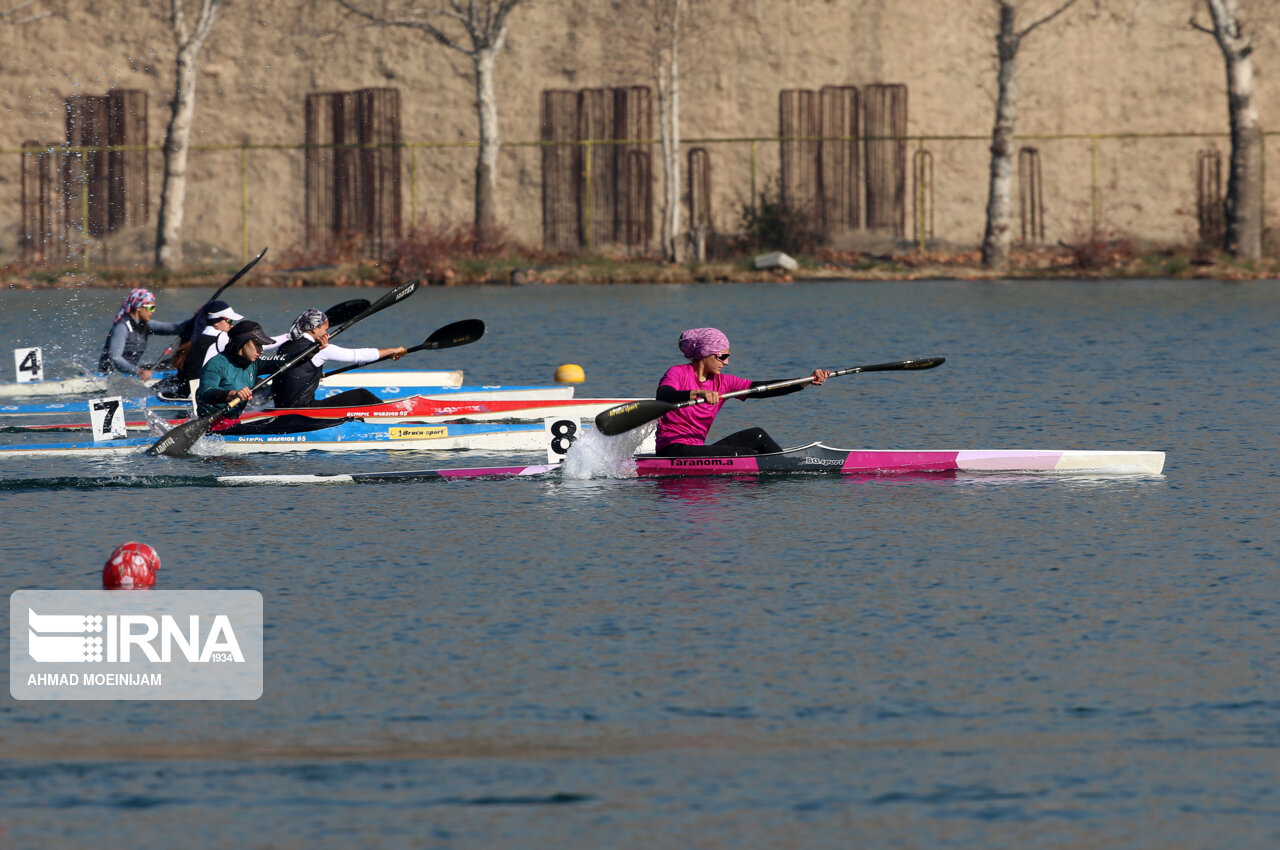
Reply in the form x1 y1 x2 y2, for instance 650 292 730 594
560 424 655 480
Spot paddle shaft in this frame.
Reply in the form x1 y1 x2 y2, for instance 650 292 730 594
144 248 268 371
593 356 945 436
686 358 945 408
147 279 419 456
209 247 267 305
321 319 485 378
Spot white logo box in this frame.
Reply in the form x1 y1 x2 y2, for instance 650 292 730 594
10 590 262 701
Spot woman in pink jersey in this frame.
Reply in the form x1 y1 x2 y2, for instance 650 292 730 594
654 327 830 457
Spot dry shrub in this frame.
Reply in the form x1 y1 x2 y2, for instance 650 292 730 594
383 222 516 284
1058 222 1139 271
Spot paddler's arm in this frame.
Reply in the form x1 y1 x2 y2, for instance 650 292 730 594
745 369 831 398
146 317 193 337
196 358 251 407
657 384 719 405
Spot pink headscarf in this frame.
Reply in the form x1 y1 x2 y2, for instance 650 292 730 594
678 327 730 360
115 288 156 322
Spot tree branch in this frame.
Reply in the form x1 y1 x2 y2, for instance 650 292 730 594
1017 0 1079 40
335 0 468 54
1188 16 1215 36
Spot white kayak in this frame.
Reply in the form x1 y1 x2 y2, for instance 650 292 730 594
0 368 465 402
0 419 652 457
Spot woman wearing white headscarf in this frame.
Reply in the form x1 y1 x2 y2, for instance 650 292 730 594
258 307 407 408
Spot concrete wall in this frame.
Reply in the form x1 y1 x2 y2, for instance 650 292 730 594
0 0 1271 264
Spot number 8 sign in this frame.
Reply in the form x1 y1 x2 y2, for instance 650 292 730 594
544 417 580 464
14 347 42 383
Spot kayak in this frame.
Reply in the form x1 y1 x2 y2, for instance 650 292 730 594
0 381 573 417
0 370 175 400
214 443 1167 484
0 420 595 457
13 395 644 432
0 368 464 401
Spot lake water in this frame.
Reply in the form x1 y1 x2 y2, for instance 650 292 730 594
0 279 1277 848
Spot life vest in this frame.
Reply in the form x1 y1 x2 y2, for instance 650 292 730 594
179 331 222 384
98 317 149 372
260 336 321 408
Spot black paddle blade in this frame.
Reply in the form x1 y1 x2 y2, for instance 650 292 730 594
594 399 676 437
325 299 371 326
421 319 485 351
145 410 221 458
844 356 946 374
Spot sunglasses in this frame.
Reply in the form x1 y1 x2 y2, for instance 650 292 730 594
140 304 156 311
713 352 731 362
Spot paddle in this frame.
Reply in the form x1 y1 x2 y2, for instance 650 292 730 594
323 298 372 327
147 279 420 457
593 356 947 437
322 319 485 378
147 248 269 371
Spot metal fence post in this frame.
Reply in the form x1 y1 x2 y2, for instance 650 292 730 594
240 142 250 264
1090 135 1099 234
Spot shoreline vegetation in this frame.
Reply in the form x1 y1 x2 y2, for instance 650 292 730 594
5 237 1279 291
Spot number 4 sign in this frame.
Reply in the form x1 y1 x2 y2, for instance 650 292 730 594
14 347 42 383
89 396 128 442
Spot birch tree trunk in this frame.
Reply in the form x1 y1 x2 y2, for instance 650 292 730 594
473 44 502 242
655 1 683 263
1202 0 1263 259
981 0 1078 270
155 0 221 271
981 3 1019 269
337 1 531 242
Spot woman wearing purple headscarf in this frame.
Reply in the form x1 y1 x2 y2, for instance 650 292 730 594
98 288 194 380
653 327 830 457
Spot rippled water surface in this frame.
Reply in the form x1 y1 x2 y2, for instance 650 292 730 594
0 279 1277 848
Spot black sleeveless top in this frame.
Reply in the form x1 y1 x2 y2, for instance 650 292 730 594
259 337 321 408
179 331 222 384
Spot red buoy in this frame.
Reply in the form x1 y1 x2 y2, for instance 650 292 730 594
102 542 161 590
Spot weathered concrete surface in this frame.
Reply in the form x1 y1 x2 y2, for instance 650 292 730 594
0 1 1268 262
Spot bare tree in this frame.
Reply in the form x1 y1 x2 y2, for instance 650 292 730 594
0 0 52 25
154 0 223 270
337 0 534 240
1193 0 1263 259
980 0 1079 270
648 0 686 263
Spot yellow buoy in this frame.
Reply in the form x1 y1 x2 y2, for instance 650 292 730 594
554 363 585 384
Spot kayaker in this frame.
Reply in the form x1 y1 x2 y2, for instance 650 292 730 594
654 327 830 457
98 288 194 380
158 300 247 396
260 307 407 408
194 320 274 416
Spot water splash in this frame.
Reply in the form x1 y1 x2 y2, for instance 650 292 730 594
560 424 654 480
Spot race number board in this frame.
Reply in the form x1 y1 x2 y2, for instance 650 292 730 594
89 396 128 441
14 347 42 383
544 417 580 464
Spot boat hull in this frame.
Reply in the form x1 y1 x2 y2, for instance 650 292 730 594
0 383 573 417
0 421 560 456
213 442 1166 484
0 369 463 401
633 444 1166 476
